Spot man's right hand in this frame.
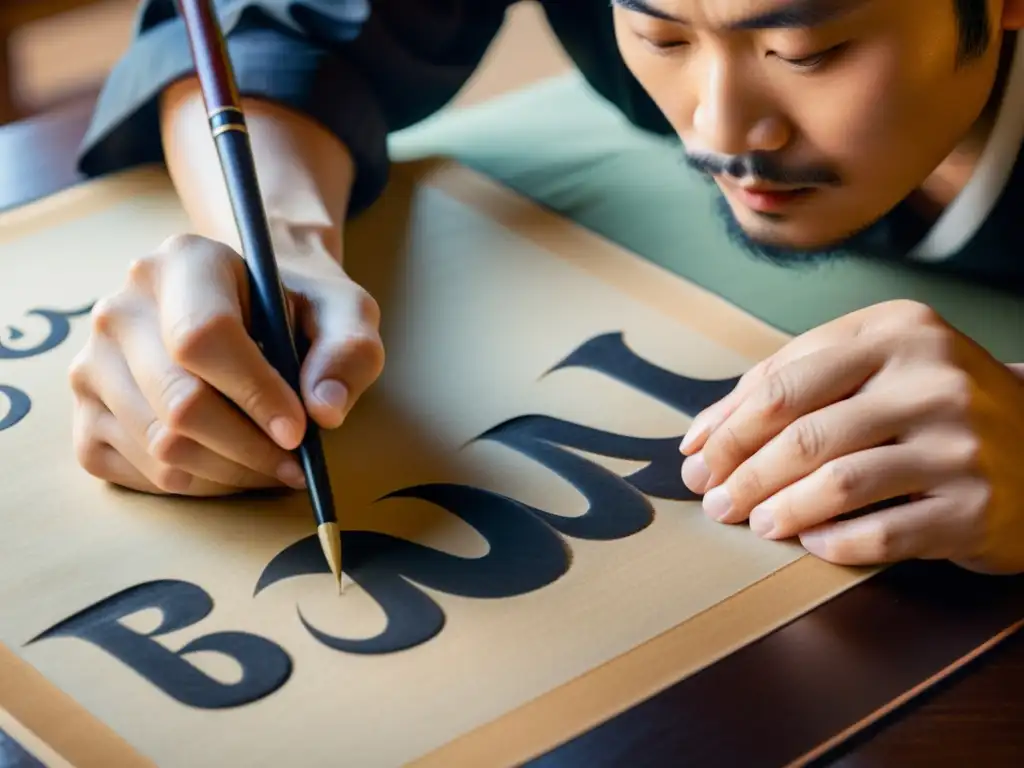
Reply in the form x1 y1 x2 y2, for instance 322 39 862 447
68 233 385 497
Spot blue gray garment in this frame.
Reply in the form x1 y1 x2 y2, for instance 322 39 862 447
77 0 1024 294
76 0 671 215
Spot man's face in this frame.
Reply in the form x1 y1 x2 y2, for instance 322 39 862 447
613 0 1010 260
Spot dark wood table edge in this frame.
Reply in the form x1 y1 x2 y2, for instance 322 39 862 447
3 100 1024 767
529 561 1024 767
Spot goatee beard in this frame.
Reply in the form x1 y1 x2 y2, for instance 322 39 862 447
675 152 903 267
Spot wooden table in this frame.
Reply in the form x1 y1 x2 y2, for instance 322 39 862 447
3 99 1024 767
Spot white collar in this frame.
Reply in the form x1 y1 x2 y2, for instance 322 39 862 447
909 35 1024 262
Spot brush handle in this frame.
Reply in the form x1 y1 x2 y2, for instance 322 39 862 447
175 0 336 526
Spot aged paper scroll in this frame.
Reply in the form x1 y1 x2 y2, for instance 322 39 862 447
0 160 872 767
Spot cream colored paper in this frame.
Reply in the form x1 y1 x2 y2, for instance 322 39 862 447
0 161 873 768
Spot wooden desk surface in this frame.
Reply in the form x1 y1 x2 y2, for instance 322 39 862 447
2 100 1024 767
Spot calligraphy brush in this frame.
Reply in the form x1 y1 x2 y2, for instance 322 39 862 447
175 0 343 593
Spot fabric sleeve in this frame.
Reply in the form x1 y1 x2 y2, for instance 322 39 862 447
77 0 512 215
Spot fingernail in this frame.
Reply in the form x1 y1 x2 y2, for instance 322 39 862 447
681 452 711 493
314 379 348 418
269 417 300 448
163 469 193 494
702 485 732 521
683 411 715 452
799 530 827 556
277 460 306 489
680 422 703 454
749 504 776 538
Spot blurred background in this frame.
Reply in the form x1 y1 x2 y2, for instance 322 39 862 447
0 0 572 127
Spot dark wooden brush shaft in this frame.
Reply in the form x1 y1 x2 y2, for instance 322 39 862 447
173 0 338 530
176 0 240 114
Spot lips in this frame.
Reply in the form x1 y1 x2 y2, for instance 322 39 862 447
720 180 816 214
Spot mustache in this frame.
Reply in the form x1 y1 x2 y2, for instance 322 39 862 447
682 150 841 186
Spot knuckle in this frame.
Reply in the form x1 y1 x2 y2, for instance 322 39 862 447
888 299 944 328
156 232 206 257
818 537 848 564
705 423 745 466
166 311 237 367
157 233 238 272
73 415 107 477
963 481 993 529
226 463 263 490
767 502 793 535
235 380 275 420
950 432 983 469
917 322 957 351
66 352 93 398
870 301 950 351
147 423 189 465
825 459 861 502
862 523 898 562
786 418 827 463
125 253 161 288
74 434 106 477
758 372 796 419
151 465 192 494
932 368 975 415
89 294 130 336
355 288 382 328
158 373 205 430
729 468 766 505
894 324 959 364
340 332 386 379
742 356 775 388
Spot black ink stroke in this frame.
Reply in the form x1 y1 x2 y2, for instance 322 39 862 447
0 385 30 432
470 332 746 515
547 331 740 415
254 332 747 657
0 304 94 360
475 417 667 536
254 484 570 654
26 580 292 709
476 414 689 535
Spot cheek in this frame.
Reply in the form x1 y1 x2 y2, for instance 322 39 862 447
790 57 899 164
797 42 997 188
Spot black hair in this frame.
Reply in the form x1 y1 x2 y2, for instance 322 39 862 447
955 0 992 63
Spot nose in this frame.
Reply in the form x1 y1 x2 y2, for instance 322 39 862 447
691 55 791 156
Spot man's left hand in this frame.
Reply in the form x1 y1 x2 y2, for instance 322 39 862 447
679 299 1024 575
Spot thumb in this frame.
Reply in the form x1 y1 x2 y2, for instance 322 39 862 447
295 285 385 429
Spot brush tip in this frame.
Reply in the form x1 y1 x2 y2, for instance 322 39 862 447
317 522 342 590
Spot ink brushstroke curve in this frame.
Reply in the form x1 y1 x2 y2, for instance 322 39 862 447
252 331 745 656
0 303 96 433
0 385 31 432
0 304 95 360
24 579 293 709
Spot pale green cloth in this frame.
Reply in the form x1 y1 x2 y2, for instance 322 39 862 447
391 72 1024 361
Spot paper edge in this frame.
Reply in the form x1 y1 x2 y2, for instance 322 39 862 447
0 158 875 768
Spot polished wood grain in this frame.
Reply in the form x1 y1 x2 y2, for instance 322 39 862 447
2 100 1023 766
532 561 1024 767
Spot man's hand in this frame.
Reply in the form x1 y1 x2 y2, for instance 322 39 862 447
679 299 1024 575
68 233 385 497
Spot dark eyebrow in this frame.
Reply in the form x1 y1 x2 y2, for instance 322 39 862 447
611 0 867 30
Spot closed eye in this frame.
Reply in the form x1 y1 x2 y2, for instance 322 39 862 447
643 37 689 52
774 42 848 71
